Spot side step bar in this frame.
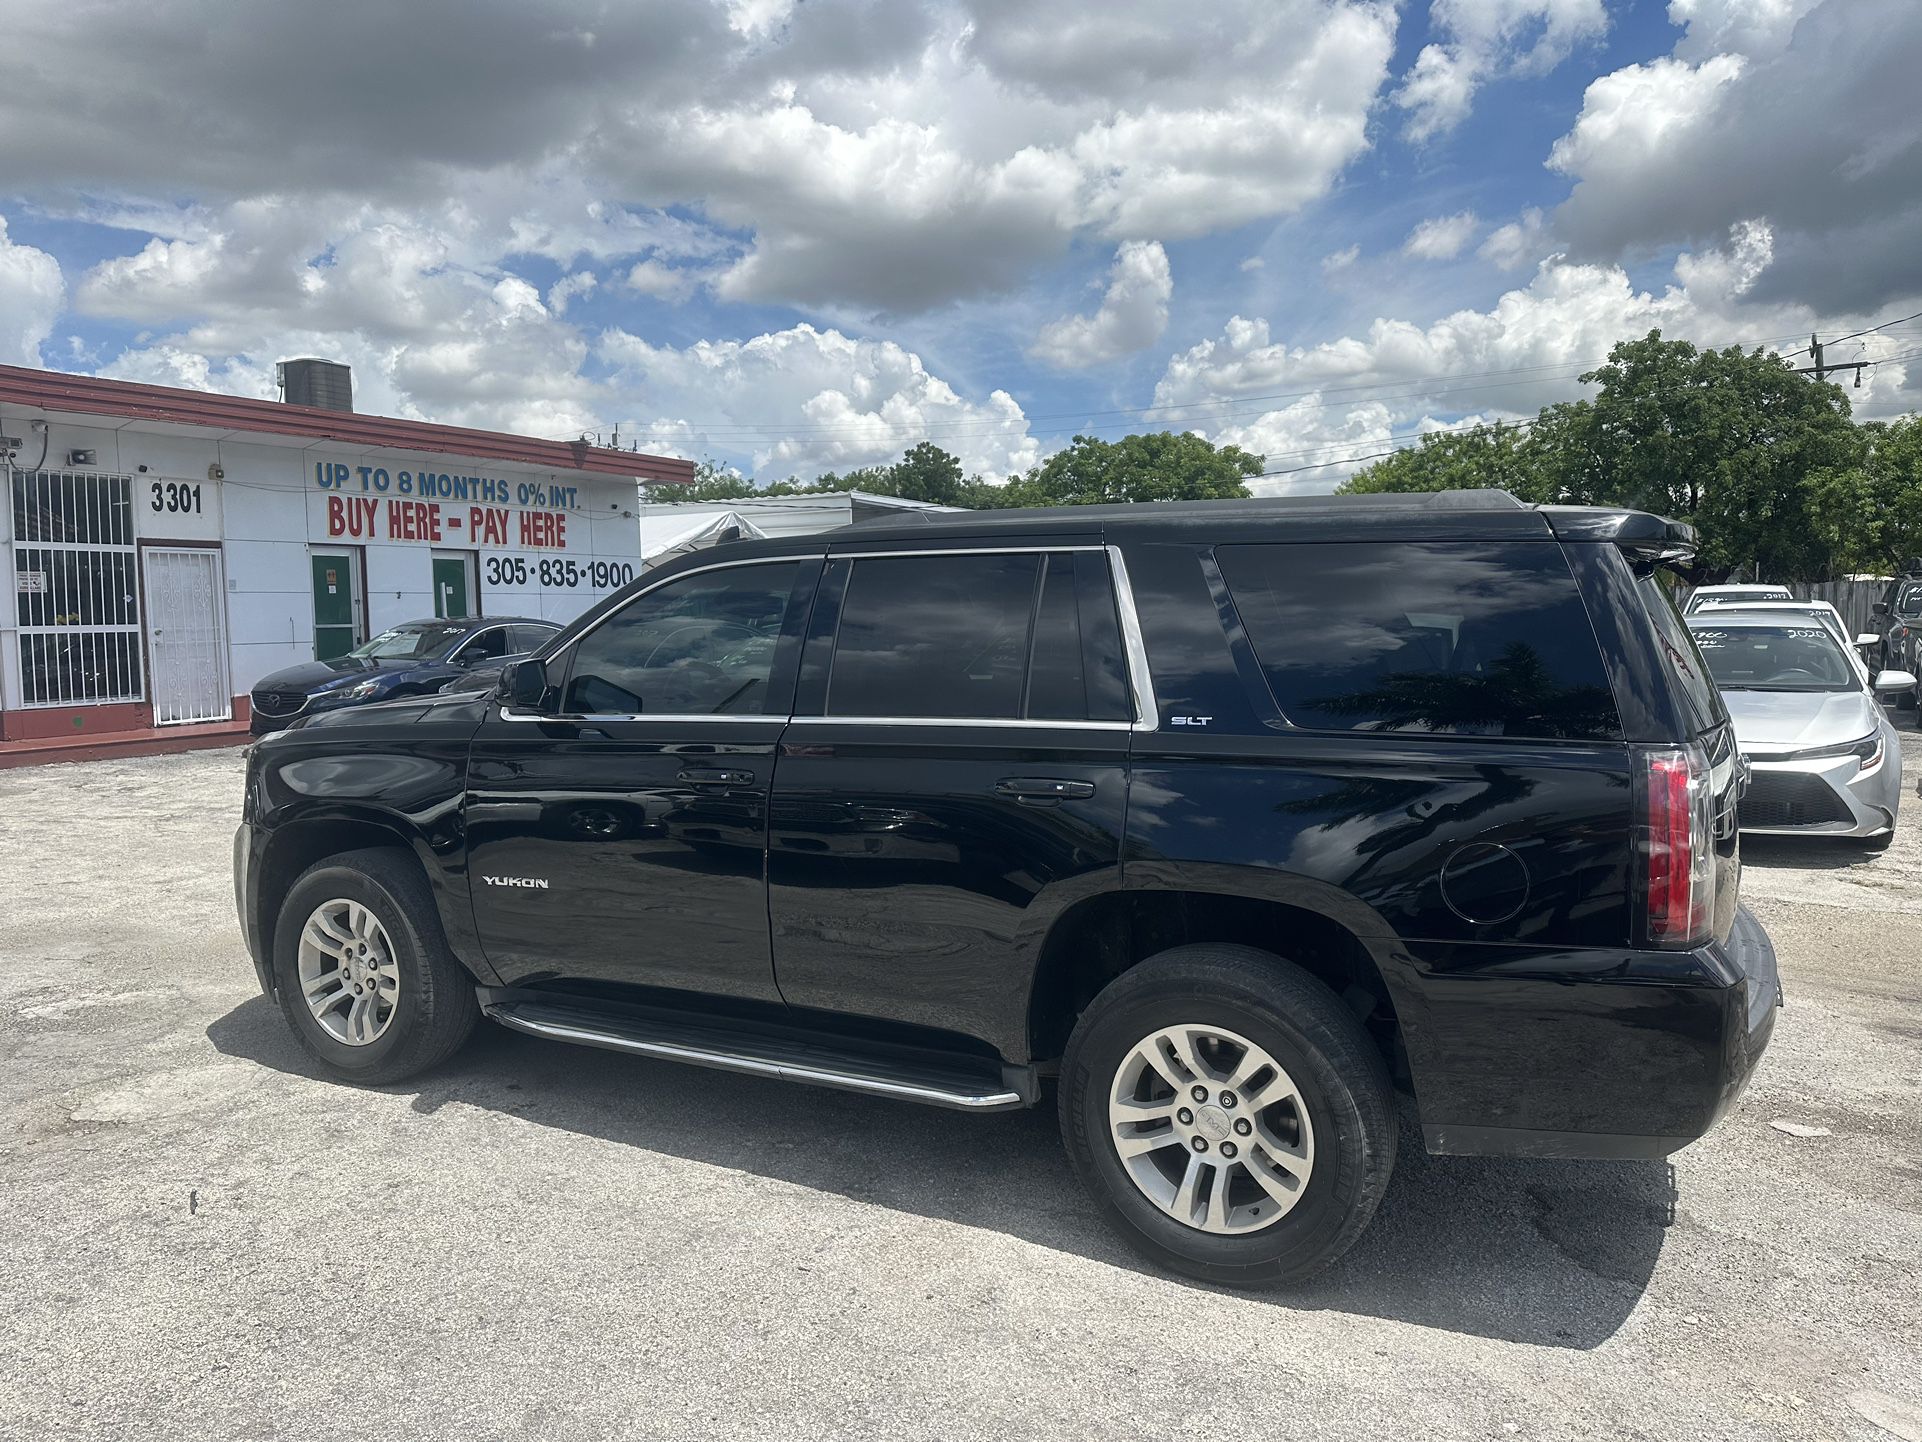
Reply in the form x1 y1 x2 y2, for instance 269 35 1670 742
484 998 1032 1112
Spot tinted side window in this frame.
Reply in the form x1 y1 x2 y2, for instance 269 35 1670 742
461 627 509 661
1218 541 1623 740
1639 570 1722 735
829 554 1036 719
564 562 799 715
1074 552 1133 722
1027 554 1090 720
509 624 558 654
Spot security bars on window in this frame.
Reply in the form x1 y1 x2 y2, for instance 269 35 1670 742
9 470 145 706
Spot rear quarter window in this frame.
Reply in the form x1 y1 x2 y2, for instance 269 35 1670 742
1217 540 1623 740
1638 570 1723 735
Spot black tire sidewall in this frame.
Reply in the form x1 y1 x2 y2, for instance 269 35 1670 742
271 858 446 1081
1063 961 1386 1285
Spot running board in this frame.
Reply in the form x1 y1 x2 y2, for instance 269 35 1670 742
483 998 1032 1112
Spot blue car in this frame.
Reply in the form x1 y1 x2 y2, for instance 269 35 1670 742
249 616 559 735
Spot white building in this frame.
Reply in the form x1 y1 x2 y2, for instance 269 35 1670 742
0 363 688 754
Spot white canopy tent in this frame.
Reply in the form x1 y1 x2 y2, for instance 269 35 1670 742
640 510 770 570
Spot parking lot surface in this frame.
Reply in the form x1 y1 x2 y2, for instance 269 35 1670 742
2 739 1919 1441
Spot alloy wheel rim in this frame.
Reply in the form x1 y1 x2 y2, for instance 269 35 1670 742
1107 1023 1315 1235
296 899 400 1046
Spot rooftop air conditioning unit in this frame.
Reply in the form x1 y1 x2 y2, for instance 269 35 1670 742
276 358 354 413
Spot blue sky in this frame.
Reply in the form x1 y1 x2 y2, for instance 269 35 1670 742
1 0 1917 492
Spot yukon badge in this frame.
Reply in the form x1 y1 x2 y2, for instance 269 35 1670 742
482 875 549 889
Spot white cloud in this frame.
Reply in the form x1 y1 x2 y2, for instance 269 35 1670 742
0 0 1395 314
1550 0 1922 314
599 323 1040 479
1396 0 1609 140
1478 207 1548 270
1030 240 1172 369
545 271 597 315
1547 54 1747 182
1669 0 1822 59
0 215 64 366
1321 244 1361 274
1239 256 1265 273
1404 212 1480 260
623 258 700 302
1154 221 1918 492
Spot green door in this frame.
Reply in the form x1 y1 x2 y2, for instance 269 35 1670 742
433 556 470 619
311 552 357 660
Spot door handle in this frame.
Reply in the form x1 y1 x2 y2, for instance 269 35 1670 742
677 767 756 786
995 777 1095 804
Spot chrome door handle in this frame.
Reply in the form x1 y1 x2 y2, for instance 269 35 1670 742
677 767 755 786
995 777 1095 804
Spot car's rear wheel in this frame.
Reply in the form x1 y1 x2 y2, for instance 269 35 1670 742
1059 944 1397 1287
271 847 478 1084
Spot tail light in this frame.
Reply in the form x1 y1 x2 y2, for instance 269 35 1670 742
1641 744 1714 947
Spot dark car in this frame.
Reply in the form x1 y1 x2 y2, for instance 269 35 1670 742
1871 572 1922 707
234 492 1778 1287
248 616 559 735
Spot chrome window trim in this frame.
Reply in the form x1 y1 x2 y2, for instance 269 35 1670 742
503 541 1161 731
828 544 1107 558
1105 544 1159 732
498 709 779 724
787 715 1133 732
448 623 510 666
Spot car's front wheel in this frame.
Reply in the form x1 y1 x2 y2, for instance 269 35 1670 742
271 847 479 1084
1059 944 1397 1287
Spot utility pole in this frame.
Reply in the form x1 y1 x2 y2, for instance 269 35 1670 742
1796 332 1863 387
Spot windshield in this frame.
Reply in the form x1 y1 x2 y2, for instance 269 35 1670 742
1696 588 1788 606
349 624 465 661
1689 624 1857 693
1898 582 1922 616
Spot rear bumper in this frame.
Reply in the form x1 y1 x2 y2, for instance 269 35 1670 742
1397 903 1781 1161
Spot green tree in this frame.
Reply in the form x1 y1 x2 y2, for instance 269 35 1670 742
1340 422 1557 502
1344 331 1866 581
998 431 1262 508
644 458 762 503
1813 418 1922 575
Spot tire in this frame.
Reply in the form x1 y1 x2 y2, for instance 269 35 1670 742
1059 943 1397 1288
271 846 479 1085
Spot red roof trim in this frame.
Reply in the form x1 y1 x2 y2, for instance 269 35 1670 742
0 364 694 484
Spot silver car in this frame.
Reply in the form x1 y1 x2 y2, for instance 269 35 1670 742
1687 613 1911 848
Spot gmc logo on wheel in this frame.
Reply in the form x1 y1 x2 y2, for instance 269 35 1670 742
482 875 549 889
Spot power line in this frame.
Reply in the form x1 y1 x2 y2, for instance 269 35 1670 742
1255 418 1540 479
1780 308 1922 363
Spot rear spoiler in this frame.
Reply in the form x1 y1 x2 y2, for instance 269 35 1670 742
1537 505 1697 562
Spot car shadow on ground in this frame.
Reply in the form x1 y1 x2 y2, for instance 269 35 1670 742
208 995 1674 1350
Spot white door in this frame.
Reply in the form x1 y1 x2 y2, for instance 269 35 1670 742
143 548 232 725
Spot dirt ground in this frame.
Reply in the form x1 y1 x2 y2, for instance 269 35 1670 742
1 737 1918 1441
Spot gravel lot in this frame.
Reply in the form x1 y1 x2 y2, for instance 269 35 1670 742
2 736 1919 1442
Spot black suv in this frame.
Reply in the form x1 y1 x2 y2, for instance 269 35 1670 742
235 492 1778 1286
